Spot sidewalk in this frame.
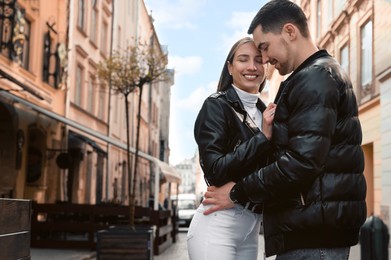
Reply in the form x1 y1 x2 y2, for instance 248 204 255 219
30 248 95 260
29 235 373 260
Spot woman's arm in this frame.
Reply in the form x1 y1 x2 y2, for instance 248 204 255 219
194 97 272 186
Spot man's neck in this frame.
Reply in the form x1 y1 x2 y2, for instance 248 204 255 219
293 39 319 70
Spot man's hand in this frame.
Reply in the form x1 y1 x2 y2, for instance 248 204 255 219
202 182 235 215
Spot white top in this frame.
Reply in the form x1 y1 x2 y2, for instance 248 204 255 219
232 84 263 130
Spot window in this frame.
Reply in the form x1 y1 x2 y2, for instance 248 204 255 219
77 0 85 31
340 44 349 74
97 86 105 119
327 0 333 26
42 32 61 87
117 26 121 50
317 0 322 38
3 7 31 69
87 75 95 113
90 0 98 43
360 20 372 87
75 66 83 106
336 0 345 15
21 19 31 70
100 22 108 56
113 96 118 123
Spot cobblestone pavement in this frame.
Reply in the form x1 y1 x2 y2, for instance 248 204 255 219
31 227 364 260
154 227 268 260
155 228 361 260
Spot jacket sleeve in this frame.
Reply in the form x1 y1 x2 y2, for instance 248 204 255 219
194 97 271 187
237 66 339 203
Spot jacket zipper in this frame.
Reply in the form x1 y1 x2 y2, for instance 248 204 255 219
233 139 241 151
300 193 305 206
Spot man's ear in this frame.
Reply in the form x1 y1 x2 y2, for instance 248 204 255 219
283 23 297 40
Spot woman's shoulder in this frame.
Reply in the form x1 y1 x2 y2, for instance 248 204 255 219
208 90 226 99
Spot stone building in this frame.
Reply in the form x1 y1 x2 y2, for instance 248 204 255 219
0 0 180 210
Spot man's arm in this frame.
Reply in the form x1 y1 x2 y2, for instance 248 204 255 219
203 67 339 214
202 182 235 215
202 104 276 215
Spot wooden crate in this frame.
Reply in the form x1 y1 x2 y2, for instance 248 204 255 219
97 226 154 260
0 198 32 260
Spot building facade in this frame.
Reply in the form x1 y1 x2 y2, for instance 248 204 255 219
279 0 391 227
175 151 207 198
0 0 68 202
0 0 180 210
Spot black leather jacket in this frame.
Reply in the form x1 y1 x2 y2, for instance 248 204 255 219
234 50 367 256
194 85 271 188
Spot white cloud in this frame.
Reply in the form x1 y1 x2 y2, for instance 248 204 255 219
220 11 257 55
169 81 217 165
168 55 203 77
145 0 206 30
226 11 256 31
175 81 217 112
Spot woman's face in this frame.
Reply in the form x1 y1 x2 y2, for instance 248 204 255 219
228 42 265 94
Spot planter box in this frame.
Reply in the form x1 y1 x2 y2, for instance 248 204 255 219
97 226 154 260
0 198 31 260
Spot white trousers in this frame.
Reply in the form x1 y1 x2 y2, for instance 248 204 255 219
187 203 261 260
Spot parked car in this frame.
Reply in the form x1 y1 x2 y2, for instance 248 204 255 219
174 193 198 227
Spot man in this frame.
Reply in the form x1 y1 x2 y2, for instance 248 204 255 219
202 0 367 259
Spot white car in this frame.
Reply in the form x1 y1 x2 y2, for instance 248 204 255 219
175 194 198 227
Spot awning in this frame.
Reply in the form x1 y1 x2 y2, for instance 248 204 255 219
0 90 165 164
69 131 107 155
152 158 181 184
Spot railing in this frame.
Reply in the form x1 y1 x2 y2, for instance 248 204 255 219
30 202 178 255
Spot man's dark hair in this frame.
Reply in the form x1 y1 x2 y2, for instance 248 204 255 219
248 0 309 38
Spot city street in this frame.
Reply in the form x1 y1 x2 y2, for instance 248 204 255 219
154 227 269 260
155 227 361 260
30 227 363 260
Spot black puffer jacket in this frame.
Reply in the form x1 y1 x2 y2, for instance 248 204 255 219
234 50 367 256
194 85 271 187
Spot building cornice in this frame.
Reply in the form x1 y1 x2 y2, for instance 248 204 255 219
359 95 380 114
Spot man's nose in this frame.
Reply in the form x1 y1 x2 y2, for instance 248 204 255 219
262 56 269 64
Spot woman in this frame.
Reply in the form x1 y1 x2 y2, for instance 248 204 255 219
187 37 276 260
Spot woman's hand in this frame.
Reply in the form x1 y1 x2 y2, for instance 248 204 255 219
262 103 277 140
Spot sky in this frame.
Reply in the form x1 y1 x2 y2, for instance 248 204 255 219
144 0 268 166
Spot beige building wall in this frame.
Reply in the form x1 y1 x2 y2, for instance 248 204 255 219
107 0 139 204
0 0 178 208
288 0 391 224
376 0 391 227
0 0 68 202
108 0 177 208
65 0 113 204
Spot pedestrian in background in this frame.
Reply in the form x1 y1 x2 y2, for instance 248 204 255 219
188 37 276 260
202 1 367 259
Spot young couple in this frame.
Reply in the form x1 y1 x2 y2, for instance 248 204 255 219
188 1 366 259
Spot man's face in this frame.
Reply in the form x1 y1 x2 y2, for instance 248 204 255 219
252 25 293 76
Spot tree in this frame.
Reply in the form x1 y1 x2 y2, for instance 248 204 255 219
97 43 168 229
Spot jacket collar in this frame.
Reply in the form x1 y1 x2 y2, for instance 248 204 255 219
225 85 266 113
274 50 330 104
286 49 330 81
